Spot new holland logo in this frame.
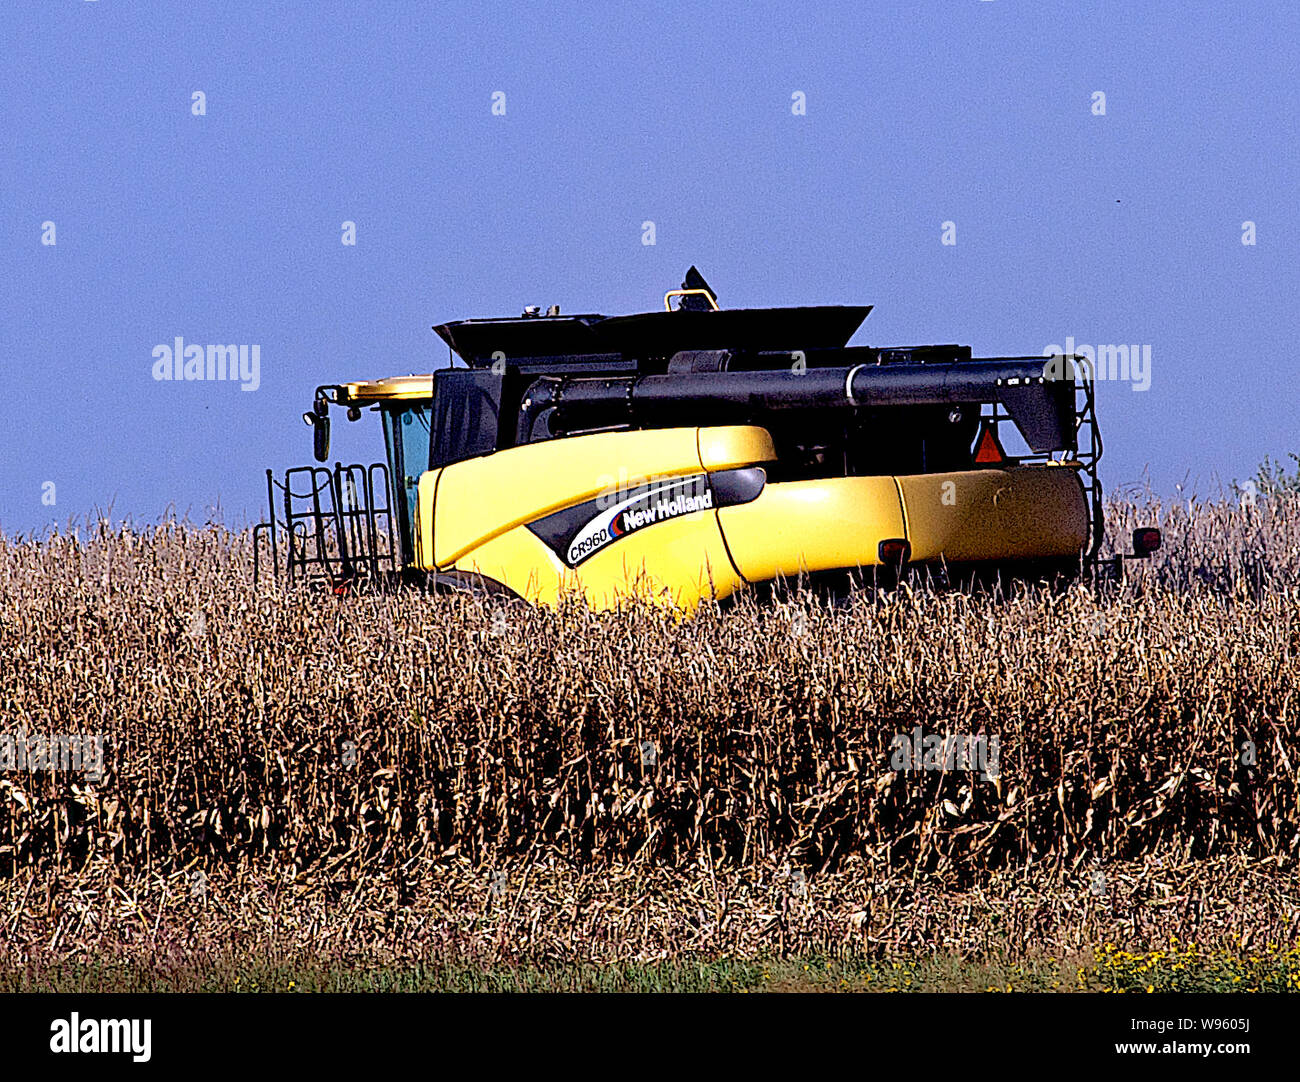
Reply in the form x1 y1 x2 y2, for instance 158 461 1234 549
566 477 713 566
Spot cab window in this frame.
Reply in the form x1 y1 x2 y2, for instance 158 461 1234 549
381 404 432 564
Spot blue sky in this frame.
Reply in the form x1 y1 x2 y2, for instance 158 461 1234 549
2 1 1297 534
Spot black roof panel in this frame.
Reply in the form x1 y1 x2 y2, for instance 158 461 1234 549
434 306 872 367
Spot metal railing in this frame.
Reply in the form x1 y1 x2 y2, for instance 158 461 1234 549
978 354 1104 561
254 461 398 589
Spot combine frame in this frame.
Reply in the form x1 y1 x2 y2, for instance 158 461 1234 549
253 269 1156 604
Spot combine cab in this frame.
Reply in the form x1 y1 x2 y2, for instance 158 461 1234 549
255 269 1156 607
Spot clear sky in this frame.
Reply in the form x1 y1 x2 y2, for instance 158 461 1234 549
3 1 1297 535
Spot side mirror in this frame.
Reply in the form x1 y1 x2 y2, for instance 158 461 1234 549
304 398 331 462
313 414 330 462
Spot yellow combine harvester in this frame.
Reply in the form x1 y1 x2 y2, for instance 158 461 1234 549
254 269 1158 609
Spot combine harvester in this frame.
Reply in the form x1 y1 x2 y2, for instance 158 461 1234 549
254 269 1159 609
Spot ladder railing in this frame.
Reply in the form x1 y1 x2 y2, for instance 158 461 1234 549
978 355 1104 560
254 461 398 588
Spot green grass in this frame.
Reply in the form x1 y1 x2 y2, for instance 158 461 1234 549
5 945 1297 993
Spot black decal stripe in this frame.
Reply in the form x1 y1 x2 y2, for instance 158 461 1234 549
525 495 608 555
527 467 766 566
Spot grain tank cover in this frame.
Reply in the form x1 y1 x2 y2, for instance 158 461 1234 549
434 306 872 367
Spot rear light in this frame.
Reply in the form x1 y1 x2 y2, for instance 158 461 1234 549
1131 527 1161 557
878 538 911 566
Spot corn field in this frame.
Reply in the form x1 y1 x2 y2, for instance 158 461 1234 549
1 493 1298 970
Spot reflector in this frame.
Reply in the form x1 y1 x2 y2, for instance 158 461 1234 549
973 423 1006 465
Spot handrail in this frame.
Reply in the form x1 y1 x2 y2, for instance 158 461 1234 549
253 460 398 588
663 288 719 312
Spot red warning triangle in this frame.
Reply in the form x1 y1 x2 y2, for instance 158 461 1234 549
973 423 1006 465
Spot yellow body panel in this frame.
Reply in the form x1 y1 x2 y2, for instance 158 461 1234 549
446 525 566 606
412 425 1088 611
716 476 906 581
697 425 779 471
897 465 1088 563
427 426 776 568
415 467 443 570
